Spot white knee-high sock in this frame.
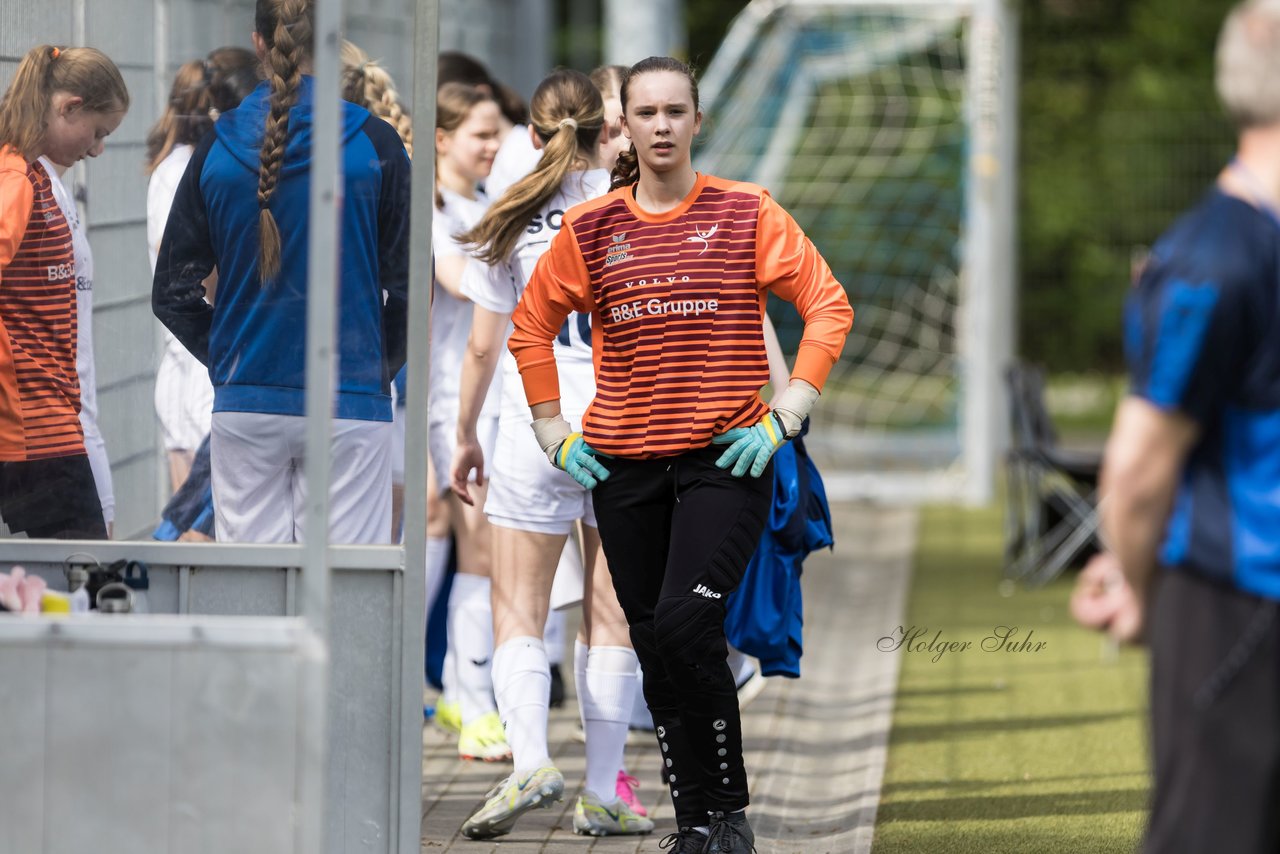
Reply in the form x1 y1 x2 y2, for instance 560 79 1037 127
441 647 457 705
630 663 654 730
574 638 589 728
425 535 451 612
493 636 552 773
544 609 567 666
582 645 640 801
449 572 495 724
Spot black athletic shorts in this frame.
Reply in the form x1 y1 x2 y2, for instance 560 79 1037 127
0 454 108 539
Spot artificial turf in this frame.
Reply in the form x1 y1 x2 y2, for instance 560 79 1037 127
871 503 1150 854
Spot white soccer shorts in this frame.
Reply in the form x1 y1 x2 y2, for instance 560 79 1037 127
210 411 392 544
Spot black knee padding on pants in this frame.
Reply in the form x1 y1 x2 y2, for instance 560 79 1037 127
653 594 748 813
654 595 733 693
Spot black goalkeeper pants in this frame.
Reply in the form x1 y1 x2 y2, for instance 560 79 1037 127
592 444 772 827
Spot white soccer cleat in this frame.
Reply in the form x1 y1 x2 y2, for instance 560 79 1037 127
460 766 564 840
572 789 655 837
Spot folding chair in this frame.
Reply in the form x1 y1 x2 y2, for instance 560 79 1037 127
1003 362 1103 586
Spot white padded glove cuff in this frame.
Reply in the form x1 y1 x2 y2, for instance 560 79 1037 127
531 414 573 465
772 379 819 439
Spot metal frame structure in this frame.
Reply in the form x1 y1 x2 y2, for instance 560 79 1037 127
0 0 441 850
696 0 1018 505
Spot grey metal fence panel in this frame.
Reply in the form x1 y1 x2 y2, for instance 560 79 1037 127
0 1 73 55
188 566 291 615
327 569 398 848
9 540 412 854
0 641 46 854
89 226 152 308
84 0 155 66
0 616 313 854
168 0 255 63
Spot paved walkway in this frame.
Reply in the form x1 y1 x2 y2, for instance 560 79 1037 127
420 504 918 853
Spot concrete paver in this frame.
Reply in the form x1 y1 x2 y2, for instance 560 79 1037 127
420 504 917 853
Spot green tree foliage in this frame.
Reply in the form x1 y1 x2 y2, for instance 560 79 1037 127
1019 0 1236 370
685 0 751 70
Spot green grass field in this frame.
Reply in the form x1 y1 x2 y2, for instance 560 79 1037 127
872 503 1150 854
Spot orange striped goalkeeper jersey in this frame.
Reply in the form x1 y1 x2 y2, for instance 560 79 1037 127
0 148 83 461
510 173 853 458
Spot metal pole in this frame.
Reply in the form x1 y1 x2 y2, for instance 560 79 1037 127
399 0 438 848
298 0 343 849
995 0 1019 458
603 0 679 65
962 0 1014 505
154 0 171 522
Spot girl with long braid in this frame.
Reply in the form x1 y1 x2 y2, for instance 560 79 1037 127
153 0 410 544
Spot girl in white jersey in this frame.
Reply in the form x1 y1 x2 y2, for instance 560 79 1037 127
451 69 652 841
430 82 510 761
39 157 112 533
146 49 260 496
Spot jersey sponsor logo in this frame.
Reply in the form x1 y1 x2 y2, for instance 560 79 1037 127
685 223 719 255
608 292 718 324
605 231 634 267
526 209 566 234
621 275 691 290
692 583 722 600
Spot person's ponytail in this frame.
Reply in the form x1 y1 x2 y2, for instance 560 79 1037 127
460 70 603 266
610 143 639 191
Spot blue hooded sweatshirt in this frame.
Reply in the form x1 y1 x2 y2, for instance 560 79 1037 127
153 77 410 422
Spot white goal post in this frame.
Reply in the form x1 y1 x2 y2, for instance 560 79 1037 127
695 0 1018 504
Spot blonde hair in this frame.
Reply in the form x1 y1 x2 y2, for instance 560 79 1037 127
1216 0 1280 128
340 41 413 157
254 0 313 283
589 65 628 102
434 82 496 209
145 48 259 173
0 45 129 162
460 70 603 265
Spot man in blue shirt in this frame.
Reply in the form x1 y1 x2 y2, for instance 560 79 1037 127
1073 2 1280 851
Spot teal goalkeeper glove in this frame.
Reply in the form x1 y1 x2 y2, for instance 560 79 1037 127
711 379 821 478
712 413 787 477
532 415 611 490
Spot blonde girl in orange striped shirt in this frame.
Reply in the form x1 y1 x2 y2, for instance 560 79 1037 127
0 45 127 539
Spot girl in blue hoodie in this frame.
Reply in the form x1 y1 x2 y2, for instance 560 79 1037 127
152 0 410 544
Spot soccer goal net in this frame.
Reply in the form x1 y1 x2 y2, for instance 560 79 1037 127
696 0 1017 503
